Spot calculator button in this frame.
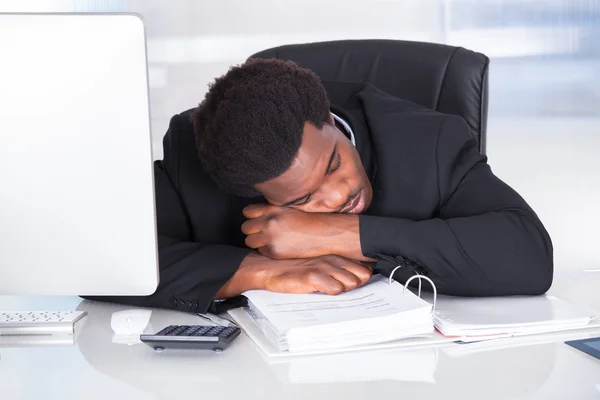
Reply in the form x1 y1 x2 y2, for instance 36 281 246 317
219 328 232 337
222 328 238 338
182 327 199 336
156 326 176 335
206 327 222 335
187 326 202 335
167 326 184 336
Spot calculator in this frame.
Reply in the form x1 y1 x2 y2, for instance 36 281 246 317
140 325 241 352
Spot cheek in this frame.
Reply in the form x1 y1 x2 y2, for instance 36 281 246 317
344 153 365 181
298 203 320 213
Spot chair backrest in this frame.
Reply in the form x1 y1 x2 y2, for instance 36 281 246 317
250 39 489 153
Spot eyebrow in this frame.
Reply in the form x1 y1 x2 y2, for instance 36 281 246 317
282 145 338 207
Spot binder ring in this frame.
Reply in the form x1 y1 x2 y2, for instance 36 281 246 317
404 275 437 312
388 265 421 294
388 265 405 283
388 265 437 312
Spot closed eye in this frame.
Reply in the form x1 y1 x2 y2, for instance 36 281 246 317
326 152 341 176
295 194 312 206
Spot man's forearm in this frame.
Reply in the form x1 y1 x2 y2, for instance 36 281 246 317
214 251 375 299
240 204 375 262
214 252 270 299
358 210 553 296
320 214 375 262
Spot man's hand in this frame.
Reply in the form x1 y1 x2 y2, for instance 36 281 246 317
262 254 373 295
241 204 373 261
215 253 373 299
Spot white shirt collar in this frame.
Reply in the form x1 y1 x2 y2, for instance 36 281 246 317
331 112 356 148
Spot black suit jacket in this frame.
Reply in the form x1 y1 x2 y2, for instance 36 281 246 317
86 81 553 313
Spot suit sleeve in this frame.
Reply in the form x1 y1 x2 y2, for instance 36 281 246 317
359 115 553 296
82 116 252 313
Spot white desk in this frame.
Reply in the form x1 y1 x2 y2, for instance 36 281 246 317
1 273 600 400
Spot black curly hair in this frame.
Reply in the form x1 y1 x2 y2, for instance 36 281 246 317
191 58 331 197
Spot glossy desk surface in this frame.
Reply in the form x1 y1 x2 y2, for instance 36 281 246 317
1 272 600 400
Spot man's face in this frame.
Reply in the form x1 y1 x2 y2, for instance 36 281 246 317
255 114 373 214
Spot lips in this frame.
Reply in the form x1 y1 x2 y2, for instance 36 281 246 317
341 189 365 214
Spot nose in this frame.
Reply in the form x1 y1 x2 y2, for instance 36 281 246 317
320 180 352 211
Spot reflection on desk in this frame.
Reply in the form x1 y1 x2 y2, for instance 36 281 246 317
73 299 560 400
267 347 439 384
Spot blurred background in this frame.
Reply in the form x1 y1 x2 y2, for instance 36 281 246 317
1 0 599 276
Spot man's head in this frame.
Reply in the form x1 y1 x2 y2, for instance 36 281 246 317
192 58 372 214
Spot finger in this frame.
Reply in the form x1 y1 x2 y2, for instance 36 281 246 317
324 256 373 283
266 273 319 294
244 233 267 249
257 246 273 259
307 272 345 295
259 246 288 260
339 263 373 285
241 219 263 235
242 204 270 219
328 268 362 291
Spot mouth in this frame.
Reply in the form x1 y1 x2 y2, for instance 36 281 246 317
340 189 365 214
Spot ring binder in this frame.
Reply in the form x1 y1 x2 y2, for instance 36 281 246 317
235 275 436 353
388 265 437 312
387 265 404 285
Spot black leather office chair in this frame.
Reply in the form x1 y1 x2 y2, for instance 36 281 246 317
249 39 489 153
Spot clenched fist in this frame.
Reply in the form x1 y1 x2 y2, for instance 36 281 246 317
215 253 373 299
262 254 373 295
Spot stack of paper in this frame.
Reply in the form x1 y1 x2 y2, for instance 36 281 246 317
228 306 454 357
237 275 434 353
433 295 597 342
441 319 600 358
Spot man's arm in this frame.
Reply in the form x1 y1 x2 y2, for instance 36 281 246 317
358 115 553 296
242 116 553 296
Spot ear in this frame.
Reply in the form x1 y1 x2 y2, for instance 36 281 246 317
328 112 335 125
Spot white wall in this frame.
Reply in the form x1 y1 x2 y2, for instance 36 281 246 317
1 0 598 276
